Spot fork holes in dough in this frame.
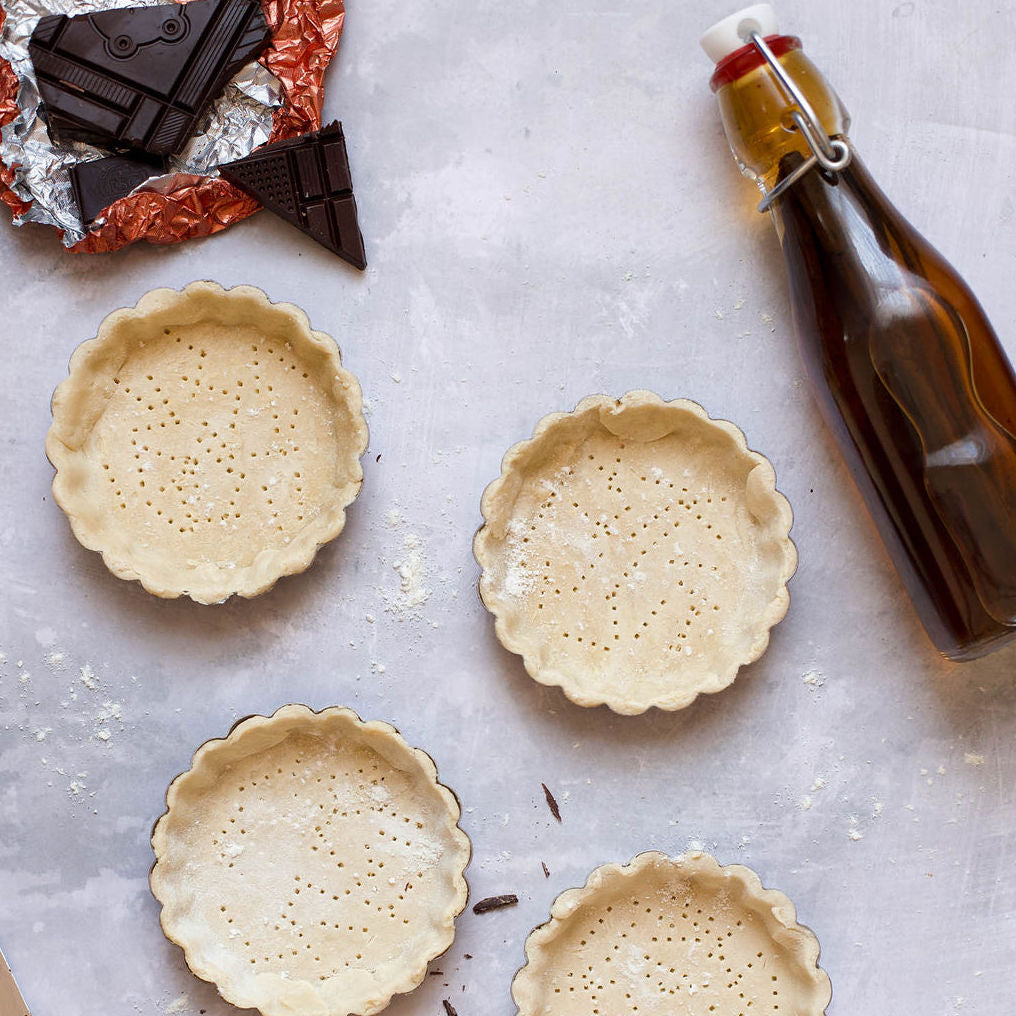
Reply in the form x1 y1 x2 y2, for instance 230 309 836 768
478 395 795 712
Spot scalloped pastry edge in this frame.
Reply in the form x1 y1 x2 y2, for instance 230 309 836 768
511 850 831 1015
45 280 369 604
473 391 797 714
150 703 472 1016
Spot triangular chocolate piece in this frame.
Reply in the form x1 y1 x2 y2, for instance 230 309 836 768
30 0 270 156
219 121 366 270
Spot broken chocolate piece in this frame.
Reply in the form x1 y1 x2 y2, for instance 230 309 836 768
472 894 518 914
542 782 562 822
70 153 166 223
29 0 270 156
218 121 366 269
442 1001 458 1016
541 860 550 879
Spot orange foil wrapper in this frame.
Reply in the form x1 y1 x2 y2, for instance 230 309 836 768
0 0 345 253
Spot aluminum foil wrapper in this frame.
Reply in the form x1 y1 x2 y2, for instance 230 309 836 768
0 0 345 252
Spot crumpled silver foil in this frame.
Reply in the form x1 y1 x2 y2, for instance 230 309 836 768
0 0 283 246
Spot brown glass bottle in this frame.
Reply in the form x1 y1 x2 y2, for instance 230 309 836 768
709 33 1016 660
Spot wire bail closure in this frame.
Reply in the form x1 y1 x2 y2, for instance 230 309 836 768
746 30 851 212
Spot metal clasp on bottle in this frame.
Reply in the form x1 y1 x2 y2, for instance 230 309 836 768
746 30 852 212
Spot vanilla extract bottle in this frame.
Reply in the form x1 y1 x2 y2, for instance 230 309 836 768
701 5 1016 659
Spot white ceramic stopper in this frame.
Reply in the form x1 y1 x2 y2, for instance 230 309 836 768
700 4 779 63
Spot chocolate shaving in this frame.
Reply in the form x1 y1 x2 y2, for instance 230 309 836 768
541 861 550 878
542 782 562 822
472 894 518 914
442 1002 458 1016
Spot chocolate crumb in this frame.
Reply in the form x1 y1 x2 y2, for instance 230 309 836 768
541 861 550 878
429 970 443 975
472 894 519 914
542 782 562 822
464 953 472 959
376 453 382 462
443 1001 458 1016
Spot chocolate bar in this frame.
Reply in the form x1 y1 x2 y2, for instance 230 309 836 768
29 0 270 157
219 121 366 269
70 153 166 223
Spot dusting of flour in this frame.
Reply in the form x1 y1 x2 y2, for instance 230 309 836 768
501 518 537 598
381 509 431 617
394 533 430 609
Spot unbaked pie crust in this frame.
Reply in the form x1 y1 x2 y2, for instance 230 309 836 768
512 851 831 1016
474 392 796 713
150 704 471 1016
46 281 368 603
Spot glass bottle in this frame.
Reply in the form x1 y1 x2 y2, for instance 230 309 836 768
702 5 1016 660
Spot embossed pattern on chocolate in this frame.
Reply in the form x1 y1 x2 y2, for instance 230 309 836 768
29 0 270 156
70 153 166 223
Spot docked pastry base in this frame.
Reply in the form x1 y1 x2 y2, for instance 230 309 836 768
474 391 796 713
512 851 831 1016
46 281 368 603
150 704 471 1016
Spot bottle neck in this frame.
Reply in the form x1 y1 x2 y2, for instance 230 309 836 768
713 38 851 199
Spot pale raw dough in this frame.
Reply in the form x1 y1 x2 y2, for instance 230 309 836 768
512 851 831 1016
46 281 368 603
474 392 796 713
150 705 471 1016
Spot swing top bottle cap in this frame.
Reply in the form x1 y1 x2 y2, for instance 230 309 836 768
700 4 778 63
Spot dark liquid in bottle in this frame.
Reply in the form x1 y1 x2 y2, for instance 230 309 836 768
774 150 1016 659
